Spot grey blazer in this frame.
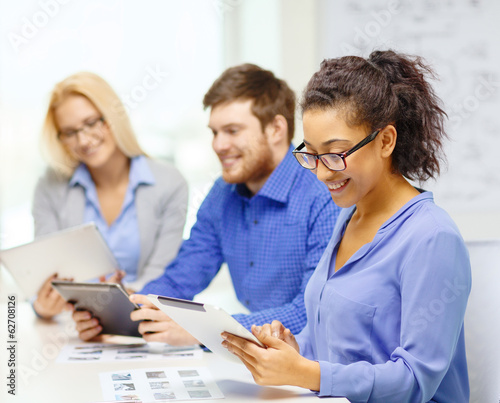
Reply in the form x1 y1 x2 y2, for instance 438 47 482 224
32 158 188 290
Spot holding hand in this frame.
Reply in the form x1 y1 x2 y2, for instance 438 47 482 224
72 270 126 341
221 320 320 391
254 320 300 351
129 294 199 345
33 274 73 319
100 269 125 285
72 309 103 341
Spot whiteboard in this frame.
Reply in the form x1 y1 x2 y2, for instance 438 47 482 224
318 0 500 214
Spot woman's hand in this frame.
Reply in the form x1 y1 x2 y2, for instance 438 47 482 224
100 269 125 285
253 320 300 352
33 274 73 319
100 270 135 294
129 294 199 345
221 321 320 391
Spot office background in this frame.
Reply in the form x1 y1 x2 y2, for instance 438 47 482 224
0 0 499 252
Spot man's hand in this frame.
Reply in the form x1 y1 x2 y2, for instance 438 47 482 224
72 309 103 341
130 294 199 346
70 269 126 341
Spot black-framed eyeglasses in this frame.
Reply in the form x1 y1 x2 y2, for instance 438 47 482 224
292 129 380 172
57 116 106 144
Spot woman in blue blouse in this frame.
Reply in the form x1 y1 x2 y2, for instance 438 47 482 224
222 50 471 402
32 72 188 319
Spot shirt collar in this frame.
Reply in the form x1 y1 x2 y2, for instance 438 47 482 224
69 155 155 190
234 144 299 204
128 155 155 189
69 163 92 189
340 191 433 234
378 190 433 232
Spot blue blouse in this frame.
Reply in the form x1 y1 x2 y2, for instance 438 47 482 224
69 156 155 283
296 191 471 402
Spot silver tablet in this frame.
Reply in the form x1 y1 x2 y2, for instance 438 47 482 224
148 294 265 364
52 281 141 338
0 223 117 297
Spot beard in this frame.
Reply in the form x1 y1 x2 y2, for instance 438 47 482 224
220 141 276 186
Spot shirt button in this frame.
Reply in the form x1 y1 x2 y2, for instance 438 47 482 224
253 220 258 225
249 261 254 267
245 300 250 306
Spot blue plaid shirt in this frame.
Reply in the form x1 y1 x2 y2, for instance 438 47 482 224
141 146 341 333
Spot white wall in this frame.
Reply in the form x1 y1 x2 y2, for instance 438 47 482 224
222 0 318 144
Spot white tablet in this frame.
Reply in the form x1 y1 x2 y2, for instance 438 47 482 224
147 294 265 364
0 223 117 297
52 281 141 338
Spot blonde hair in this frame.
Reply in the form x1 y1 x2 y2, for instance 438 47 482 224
41 71 146 176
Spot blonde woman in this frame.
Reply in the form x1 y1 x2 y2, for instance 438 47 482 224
32 72 188 319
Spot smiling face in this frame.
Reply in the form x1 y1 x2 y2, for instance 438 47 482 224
302 108 392 209
54 94 123 170
208 99 276 193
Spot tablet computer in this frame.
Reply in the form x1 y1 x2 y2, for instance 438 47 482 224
0 223 117 297
52 281 141 338
147 294 265 364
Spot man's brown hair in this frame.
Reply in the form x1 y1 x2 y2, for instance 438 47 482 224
203 63 295 143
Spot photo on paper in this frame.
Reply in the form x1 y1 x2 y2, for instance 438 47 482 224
112 372 132 381
188 390 211 398
57 342 202 364
74 344 108 350
117 348 149 354
113 383 136 391
116 354 148 360
149 381 170 389
115 393 140 401
154 391 176 400
146 371 167 379
178 369 199 377
100 367 224 401
76 349 103 355
183 380 205 388
68 356 100 361
162 345 199 353
167 352 196 358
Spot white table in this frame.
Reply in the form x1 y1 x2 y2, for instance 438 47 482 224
0 302 348 403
